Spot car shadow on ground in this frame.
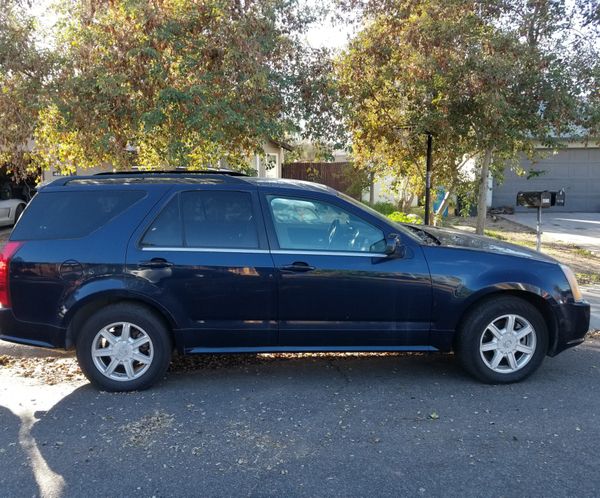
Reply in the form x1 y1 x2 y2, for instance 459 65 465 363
0 345 598 497
0 407 39 496
167 350 465 380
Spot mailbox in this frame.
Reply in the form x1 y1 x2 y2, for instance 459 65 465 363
516 189 565 208
516 191 553 208
553 188 566 207
515 188 566 253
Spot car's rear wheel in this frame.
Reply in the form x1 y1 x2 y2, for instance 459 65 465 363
456 296 548 383
76 303 172 391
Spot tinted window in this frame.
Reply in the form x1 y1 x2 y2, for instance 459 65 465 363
141 191 259 249
267 196 385 252
141 196 182 247
182 191 258 248
12 190 145 240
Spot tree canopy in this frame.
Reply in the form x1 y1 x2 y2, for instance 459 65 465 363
35 0 342 172
0 0 596 219
337 0 598 231
0 0 53 179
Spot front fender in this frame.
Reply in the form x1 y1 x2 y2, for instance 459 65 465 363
460 281 560 310
424 246 572 350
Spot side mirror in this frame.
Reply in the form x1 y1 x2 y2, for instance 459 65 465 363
384 235 405 258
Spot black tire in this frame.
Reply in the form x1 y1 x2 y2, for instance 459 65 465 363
13 204 24 225
456 296 548 384
76 303 172 391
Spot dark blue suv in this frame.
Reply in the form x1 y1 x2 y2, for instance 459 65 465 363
0 172 590 390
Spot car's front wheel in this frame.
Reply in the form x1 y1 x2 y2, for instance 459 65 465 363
456 296 548 383
76 303 172 391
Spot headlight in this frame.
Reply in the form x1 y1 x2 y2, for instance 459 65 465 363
560 264 583 302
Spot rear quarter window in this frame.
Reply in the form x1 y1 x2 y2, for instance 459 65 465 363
11 190 146 240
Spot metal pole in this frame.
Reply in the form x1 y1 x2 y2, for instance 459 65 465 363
536 206 542 252
424 132 432 225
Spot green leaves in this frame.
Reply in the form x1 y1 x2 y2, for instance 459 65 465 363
338 0 597 224
0 1 54 179
21 0 341 172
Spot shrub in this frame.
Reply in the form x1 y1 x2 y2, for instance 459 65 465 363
368 201 397 215
387 211 422 224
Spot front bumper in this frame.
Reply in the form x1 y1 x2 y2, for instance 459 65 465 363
549 300 591 356
0 308 66 349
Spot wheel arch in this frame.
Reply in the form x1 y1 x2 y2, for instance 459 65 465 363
64 292 177 349
453 289 558 355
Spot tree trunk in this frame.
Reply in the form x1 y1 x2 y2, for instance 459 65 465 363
476 148 493 235
402 192 415 212
369 172 375 204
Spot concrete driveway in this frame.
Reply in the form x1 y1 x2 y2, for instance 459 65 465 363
501 212 600 253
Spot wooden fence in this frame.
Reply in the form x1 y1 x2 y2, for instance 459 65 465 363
282 162 360 198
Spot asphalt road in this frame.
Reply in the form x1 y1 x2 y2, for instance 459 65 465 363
1 340 600 498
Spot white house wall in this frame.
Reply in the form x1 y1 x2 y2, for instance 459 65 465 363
361 175 419 206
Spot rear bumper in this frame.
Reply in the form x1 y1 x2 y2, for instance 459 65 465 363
0 308 66 349
549 300 591 356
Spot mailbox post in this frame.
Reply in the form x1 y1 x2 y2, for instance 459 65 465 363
516 189 565 252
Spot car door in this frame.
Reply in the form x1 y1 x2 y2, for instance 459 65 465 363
126 187 277 351
262 192 432 348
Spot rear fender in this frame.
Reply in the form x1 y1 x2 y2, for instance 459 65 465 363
61 276 183 347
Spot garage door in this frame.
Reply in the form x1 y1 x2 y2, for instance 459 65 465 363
492 147 600 212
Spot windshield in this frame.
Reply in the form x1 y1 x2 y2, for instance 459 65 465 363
337 192 422 243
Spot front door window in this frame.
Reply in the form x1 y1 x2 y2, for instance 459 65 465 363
267 196 386 253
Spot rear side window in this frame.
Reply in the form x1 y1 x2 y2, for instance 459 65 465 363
12 190 145 240
140 196 182 247
141 190 259 249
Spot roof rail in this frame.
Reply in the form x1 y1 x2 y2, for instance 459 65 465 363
94 168 248 177
38 169 251 188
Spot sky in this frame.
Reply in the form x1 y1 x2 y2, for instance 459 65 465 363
305 20 353 50
303 1 355 51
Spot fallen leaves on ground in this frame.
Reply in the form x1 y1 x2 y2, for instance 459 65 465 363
0 354 84 384
119 410 174 448
0 351 422 385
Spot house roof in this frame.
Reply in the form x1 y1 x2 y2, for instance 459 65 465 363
269 139 293 152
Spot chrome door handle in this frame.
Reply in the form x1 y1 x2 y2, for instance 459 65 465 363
280 262 316 273
138 258 173 269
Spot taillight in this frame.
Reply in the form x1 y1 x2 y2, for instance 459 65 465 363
0 241 22 308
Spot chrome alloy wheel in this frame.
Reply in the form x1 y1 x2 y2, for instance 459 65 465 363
91 322 154 381
479 314 537 374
